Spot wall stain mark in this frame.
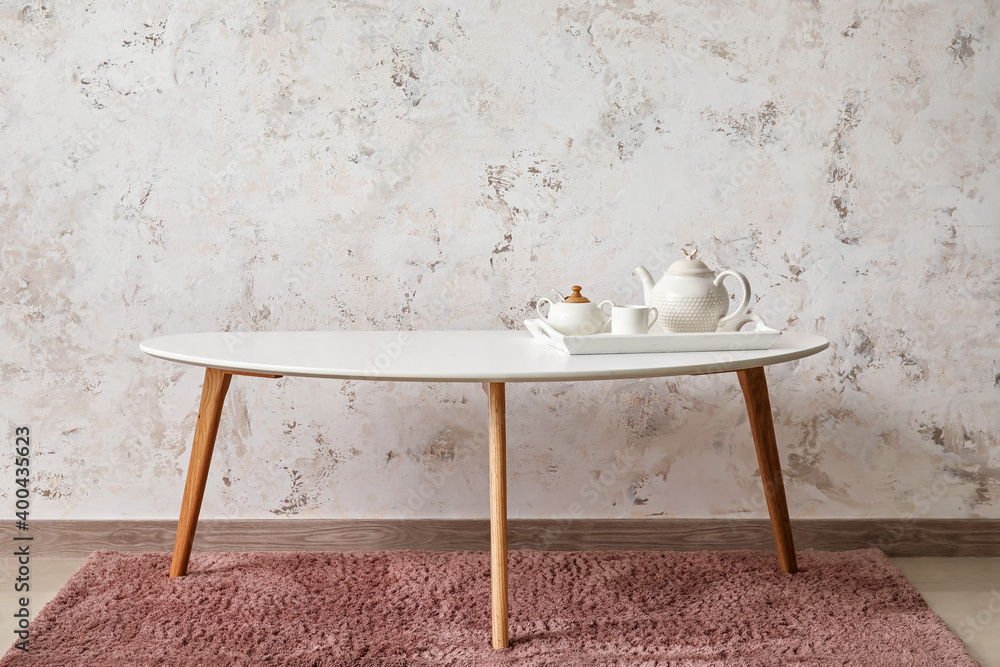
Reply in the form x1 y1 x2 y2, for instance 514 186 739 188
853 328 875 360
832 196 849 221
423 426 472 463
782 415 854 506
949 31 977 65
709 101 781 147
486 164 517 200
919 424 946 449
946 465 999 508
270 468 313 515
702 40 734 61
492 232 513 255
827 166 855 186
842 15 862 38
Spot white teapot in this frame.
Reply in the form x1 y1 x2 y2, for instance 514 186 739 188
535 286 614 336
633 250 751 333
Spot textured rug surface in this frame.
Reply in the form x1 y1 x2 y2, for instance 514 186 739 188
0 548 976 666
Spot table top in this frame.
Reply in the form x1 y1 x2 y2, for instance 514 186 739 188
139 331 829 382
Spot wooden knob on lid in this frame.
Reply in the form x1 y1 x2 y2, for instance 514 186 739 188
564 286 591 303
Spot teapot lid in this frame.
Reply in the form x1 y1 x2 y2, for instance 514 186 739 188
666 248 713 275
563 286 591 303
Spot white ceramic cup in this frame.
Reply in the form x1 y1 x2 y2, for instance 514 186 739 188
611 305 659 335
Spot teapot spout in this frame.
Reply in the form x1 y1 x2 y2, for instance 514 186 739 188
632 266 655 305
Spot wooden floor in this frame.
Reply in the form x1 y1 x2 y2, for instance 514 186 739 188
1 555 997 663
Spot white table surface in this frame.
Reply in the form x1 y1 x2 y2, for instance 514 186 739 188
140 330 829 382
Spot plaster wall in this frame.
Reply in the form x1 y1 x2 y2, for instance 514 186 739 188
1 0 998 521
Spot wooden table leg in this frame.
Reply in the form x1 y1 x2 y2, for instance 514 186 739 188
488 382 510 649
736 366 798 574
170 368 233 577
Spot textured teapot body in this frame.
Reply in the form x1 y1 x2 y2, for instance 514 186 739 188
633 254 751 334
649 273 736 333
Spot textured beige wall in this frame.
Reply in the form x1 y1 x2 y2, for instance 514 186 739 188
1 1 997 521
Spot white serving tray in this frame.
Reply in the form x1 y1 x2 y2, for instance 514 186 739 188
523 318 782 355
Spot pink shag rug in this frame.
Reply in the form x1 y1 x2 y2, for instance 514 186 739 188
1 548 975 666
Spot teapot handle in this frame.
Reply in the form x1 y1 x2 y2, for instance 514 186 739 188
715 270 752 328
536 297 553 321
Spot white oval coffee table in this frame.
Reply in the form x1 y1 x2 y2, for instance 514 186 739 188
141 330 829 650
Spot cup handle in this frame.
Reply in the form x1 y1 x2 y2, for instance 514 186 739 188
715 270 751 328
597 300 615 326
536 297 552 321
646 307 659 332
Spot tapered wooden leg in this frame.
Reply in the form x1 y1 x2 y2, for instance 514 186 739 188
170 368 233 577
488 382 510 649
737 366 798 574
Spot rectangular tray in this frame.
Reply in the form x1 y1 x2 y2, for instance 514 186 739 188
523 318 782 355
